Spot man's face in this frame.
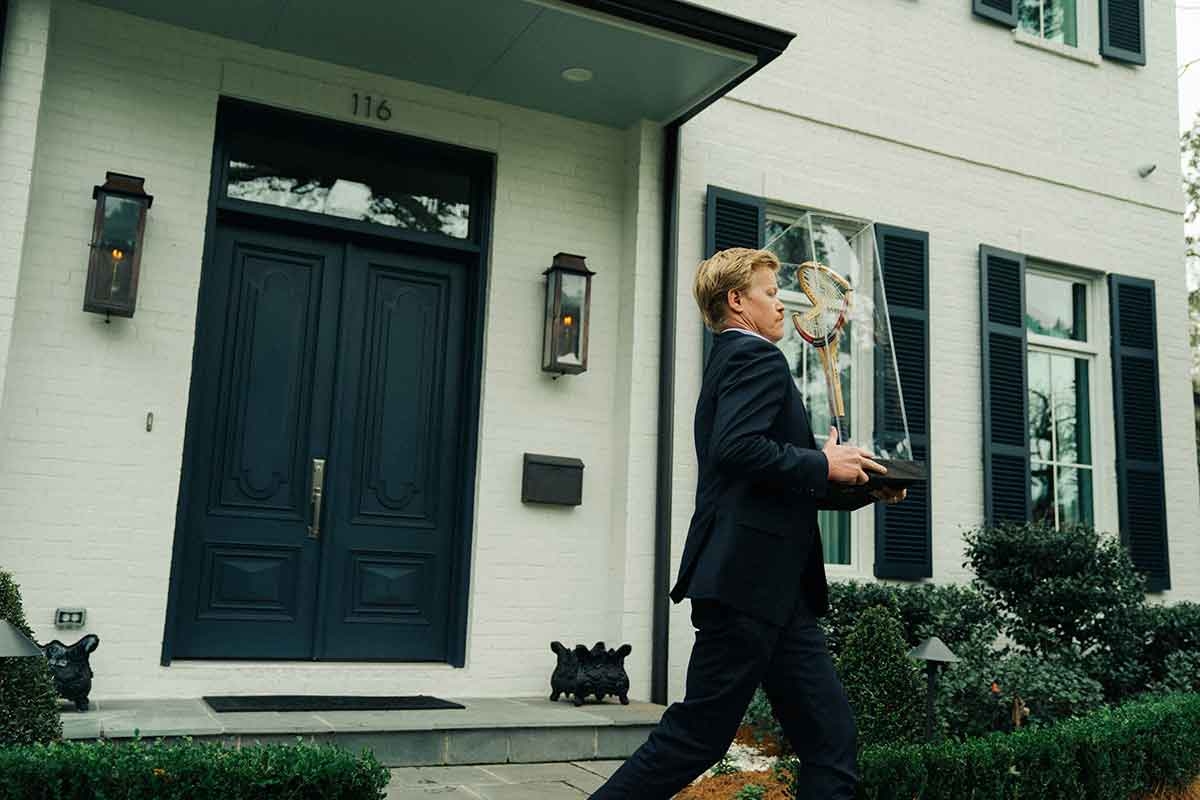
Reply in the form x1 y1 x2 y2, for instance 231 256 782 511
727 267 785 342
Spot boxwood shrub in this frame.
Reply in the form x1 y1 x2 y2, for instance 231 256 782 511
823 580 999 663
0 738 390 800
856 693 1200 800
0 569 62 745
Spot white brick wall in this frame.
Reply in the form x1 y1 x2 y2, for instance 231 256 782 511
0 0 663 699
0 0 1194 707
0 0 51 412
668 1 1198 700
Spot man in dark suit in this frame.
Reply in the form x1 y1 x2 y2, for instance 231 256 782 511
591 247 906 799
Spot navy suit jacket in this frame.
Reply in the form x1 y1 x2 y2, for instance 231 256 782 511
669 330 871 626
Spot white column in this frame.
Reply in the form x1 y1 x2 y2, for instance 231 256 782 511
607 119 664 700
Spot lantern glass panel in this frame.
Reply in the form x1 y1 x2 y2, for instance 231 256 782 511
95 194 141 304
555 272 587 367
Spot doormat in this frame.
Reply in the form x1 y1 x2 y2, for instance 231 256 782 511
203 695 466 713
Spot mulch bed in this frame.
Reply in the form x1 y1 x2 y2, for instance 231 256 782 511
673 769 788 800
1145 779 1200 800
732 724 785 756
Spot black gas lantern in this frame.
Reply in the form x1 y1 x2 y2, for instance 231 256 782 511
84 172 153 319
542 252 594 375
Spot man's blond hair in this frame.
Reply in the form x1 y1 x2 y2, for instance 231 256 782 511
693 247 780 332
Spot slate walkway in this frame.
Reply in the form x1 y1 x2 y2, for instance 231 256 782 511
386 760 622 798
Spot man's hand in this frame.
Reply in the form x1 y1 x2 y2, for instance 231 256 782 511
870 487 907 505
822 427 886 485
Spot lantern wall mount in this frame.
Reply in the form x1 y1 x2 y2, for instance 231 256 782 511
542 252 594 376
84 172 153 321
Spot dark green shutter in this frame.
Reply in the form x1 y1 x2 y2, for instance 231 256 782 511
1100 0 1146 65
874 226 931 579
980 246 1030 525
702 186 765 364
1109 276 1168 591
973 0 1017 26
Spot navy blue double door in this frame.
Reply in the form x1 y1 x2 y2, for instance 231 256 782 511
172 222 470 661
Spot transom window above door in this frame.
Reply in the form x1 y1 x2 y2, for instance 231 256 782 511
218 101 490 243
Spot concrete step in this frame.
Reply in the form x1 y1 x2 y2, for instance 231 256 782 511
59 697 664 767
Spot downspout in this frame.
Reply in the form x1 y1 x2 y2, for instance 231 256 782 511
651 120 681 706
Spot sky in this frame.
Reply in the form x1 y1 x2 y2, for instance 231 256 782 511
1180 3 1200 134
1181 2 1200 288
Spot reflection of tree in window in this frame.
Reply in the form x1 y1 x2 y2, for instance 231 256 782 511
1028 350 1092 528
1018 0 1077 45
226 160 470 239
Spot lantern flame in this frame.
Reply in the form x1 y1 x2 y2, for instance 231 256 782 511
110 248 125 262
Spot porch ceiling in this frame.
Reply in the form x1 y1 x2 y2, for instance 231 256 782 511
79 0 793 128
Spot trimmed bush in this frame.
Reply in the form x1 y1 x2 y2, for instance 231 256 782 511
746 582 998 749
836 605 924 750
0 738 389 800
936 651 1105 739
1153 652 1200 694
963 522 1144 658
1140 602 1200 682
855 693 1200 800
963 521 1154 701
0 569 62 745
823 581 999 663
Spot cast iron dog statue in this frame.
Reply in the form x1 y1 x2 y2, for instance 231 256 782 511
39 634 99 711
550 640 632 706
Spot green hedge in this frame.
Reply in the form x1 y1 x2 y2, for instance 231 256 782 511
838 606 924 750
823 581 999 663
856 693 1200 800
0 569 62 745
0 739 390 800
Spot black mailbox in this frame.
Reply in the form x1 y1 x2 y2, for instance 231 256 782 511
522 454 584 506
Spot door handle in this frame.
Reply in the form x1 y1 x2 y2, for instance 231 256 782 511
308 458 326 539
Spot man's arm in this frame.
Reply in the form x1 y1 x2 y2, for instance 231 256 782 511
709 340 829 499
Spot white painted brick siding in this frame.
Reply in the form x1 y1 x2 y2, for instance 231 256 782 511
0 0 1194 707
0 0 51 411
668 1 1199 700
0 0 662 700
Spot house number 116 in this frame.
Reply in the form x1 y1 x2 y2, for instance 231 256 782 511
352 93 392 121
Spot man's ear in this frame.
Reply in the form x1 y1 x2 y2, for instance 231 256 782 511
726 287 742 313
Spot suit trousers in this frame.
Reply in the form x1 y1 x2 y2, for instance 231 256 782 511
589 598 857 799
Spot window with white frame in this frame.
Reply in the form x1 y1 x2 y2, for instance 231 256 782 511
1025 268 1094 528
1018 0 1078 46
764 211 871 566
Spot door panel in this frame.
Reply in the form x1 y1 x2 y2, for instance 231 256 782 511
173 226 342 658
317 246 468 660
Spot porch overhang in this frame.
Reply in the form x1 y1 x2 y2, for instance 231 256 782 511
77 0 794 128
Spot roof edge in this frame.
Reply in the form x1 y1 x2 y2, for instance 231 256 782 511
561 0 795 65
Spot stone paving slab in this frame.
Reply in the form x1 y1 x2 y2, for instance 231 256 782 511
385 761 623 798
68 697 663 739
62 698 658 767
472 784 587 799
